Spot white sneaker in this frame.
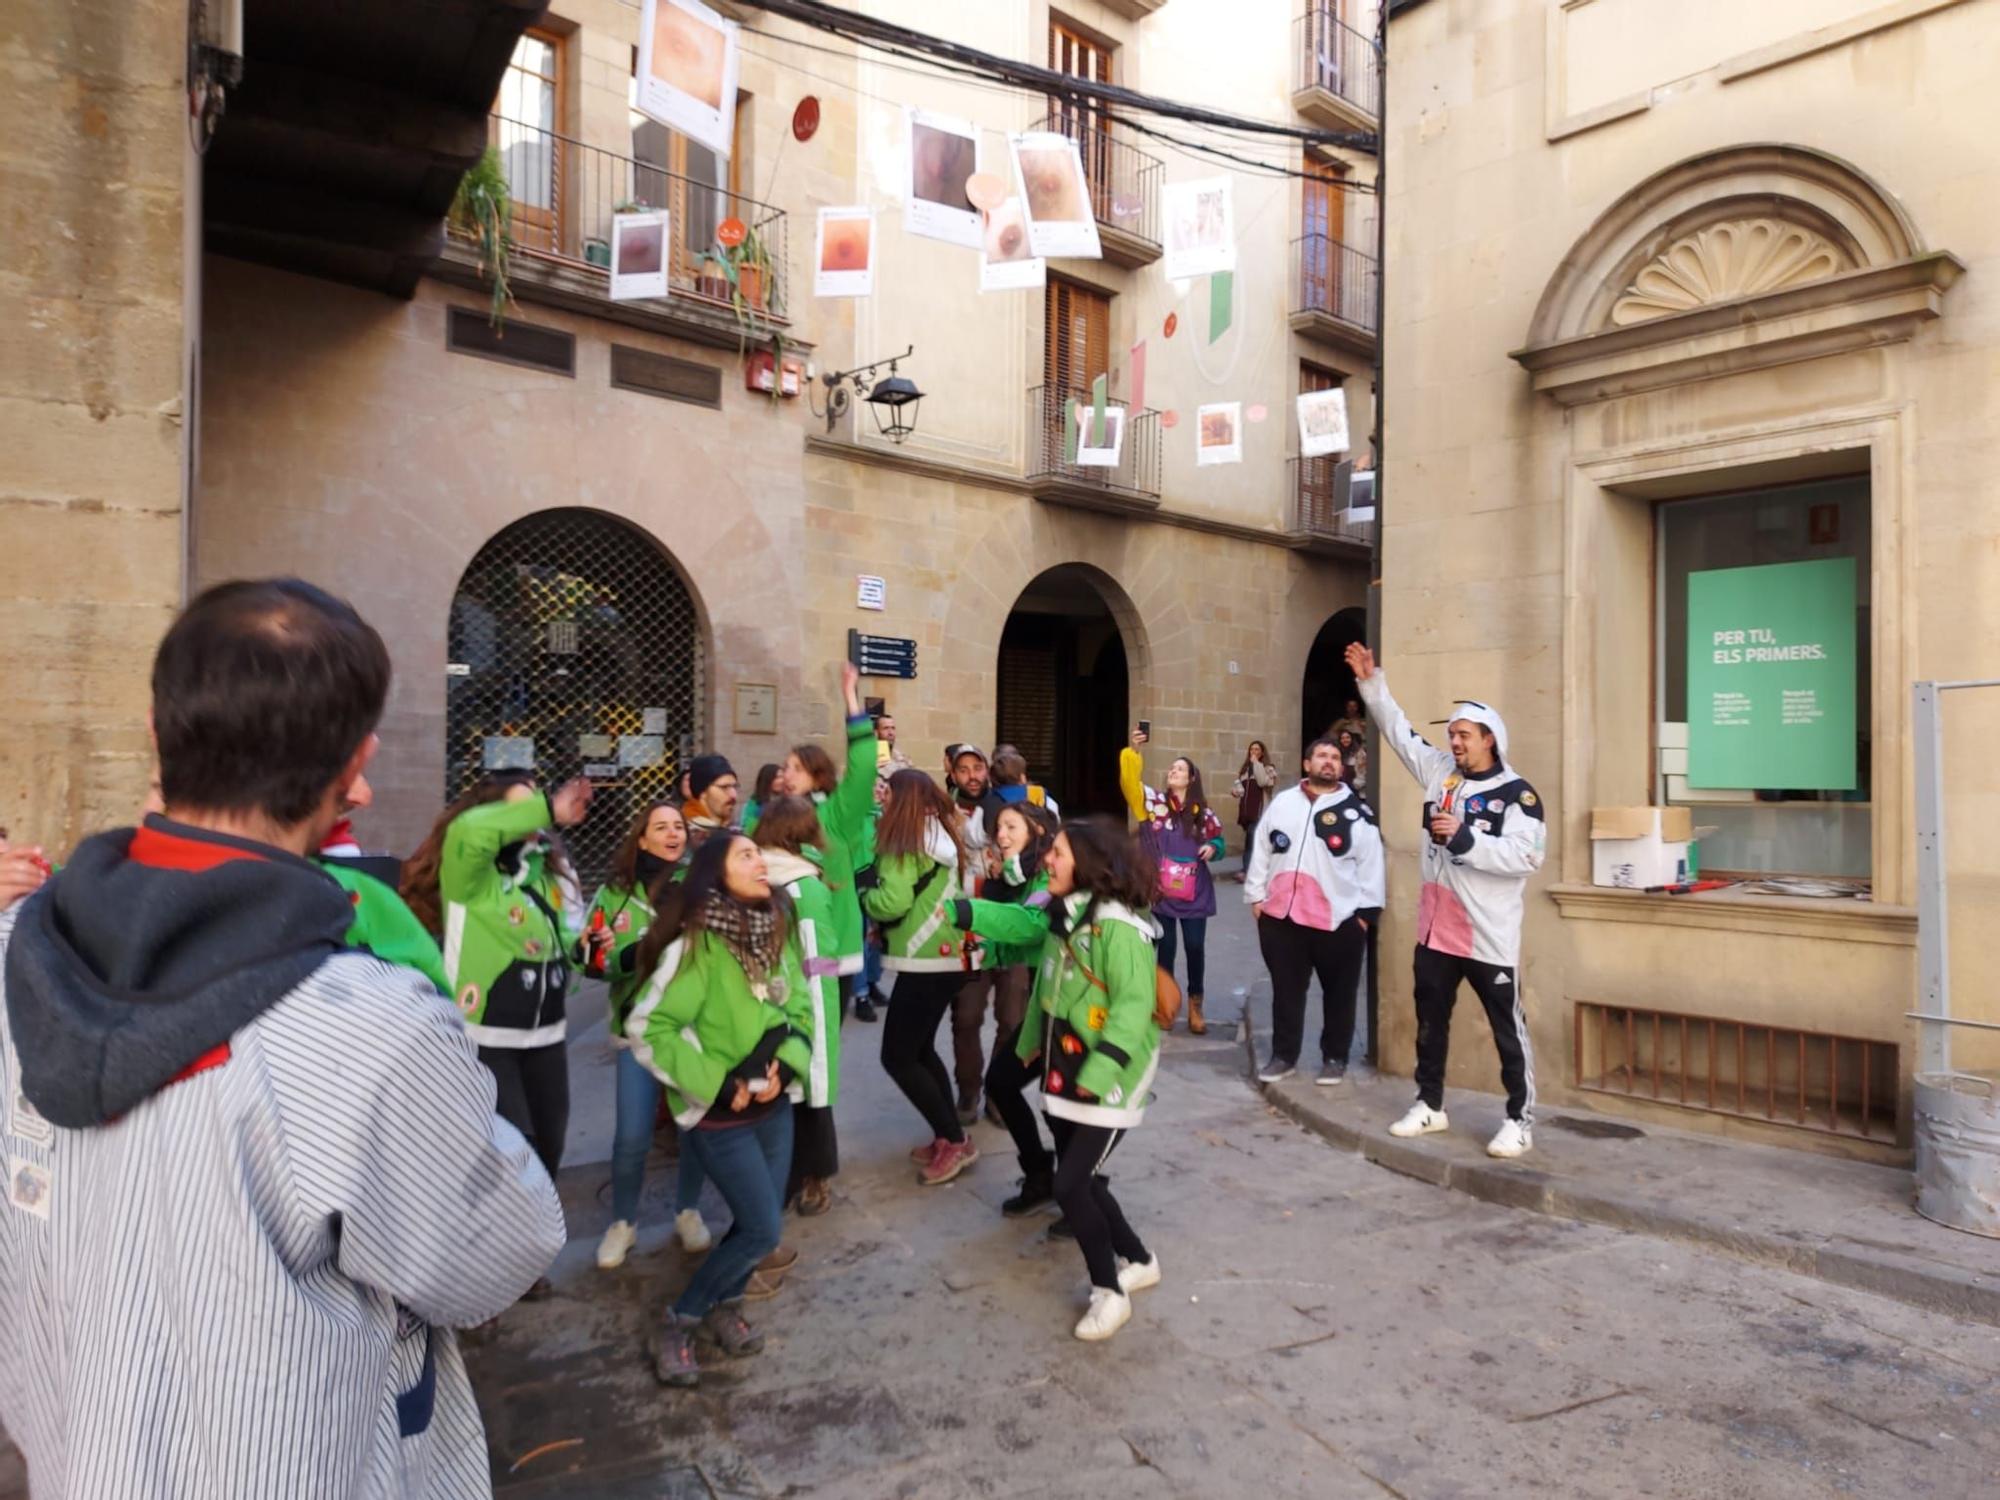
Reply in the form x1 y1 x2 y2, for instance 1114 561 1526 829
1074 1287 1133 1342
596 1219 637 1270
1486 1119 1533 1158
1117 1254 1162 1295
1388 1101 1449 1138
675 1208 712 1253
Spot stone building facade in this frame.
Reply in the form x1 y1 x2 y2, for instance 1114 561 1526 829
1379 0 1999 1155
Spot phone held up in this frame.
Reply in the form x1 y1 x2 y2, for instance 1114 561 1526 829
1137 719 1151 739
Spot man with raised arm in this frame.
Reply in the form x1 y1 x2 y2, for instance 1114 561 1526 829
1345 642 1547 1159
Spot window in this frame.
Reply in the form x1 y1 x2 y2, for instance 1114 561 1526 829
493 32 564 255
1656 477 1872 880
1303 1 1349 95
1045 278 1112 396
628 53 750 290
1048 16 1114 218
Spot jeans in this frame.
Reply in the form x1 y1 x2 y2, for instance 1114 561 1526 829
673 1101 794 1319
880 970 967 1143
1155 916 1209 996
1049 1116 1149 1292
863 934 884 993
611 1048 707 1224
478 1042 570 1178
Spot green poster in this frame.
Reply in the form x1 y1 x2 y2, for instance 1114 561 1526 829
1686 557 1856 791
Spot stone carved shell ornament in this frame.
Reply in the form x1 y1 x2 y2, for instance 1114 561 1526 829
1609 218 1852 327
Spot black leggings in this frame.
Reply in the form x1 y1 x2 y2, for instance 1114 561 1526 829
1049 1116 1148 1291
880 970 967 1144
478 1041 570 1179
986 1025 1053 1176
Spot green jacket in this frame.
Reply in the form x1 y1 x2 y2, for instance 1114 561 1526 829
579 879 658 1033
861 840 980 974
625 927 817 1128
1017 895 1160 1128
323 862 450 995
952 854 1052 970
440 792 573 1047
764 848 843 1108
814 713 881 976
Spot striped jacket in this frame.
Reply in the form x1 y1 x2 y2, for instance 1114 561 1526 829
0 909 565 1498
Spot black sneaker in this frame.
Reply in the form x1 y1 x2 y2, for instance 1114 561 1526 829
869 985 891 1008
1315 1060 1347 1087
852 994 879 1023
1256 1056 1297 1084
1048 1216 1076 1242
1002 1169 1055 1217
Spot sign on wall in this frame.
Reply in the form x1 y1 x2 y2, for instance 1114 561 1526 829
1686 557 1856 791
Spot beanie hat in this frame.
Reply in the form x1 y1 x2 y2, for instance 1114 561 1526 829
688 754 735 798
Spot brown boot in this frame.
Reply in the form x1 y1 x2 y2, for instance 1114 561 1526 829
1187 993 1206 1035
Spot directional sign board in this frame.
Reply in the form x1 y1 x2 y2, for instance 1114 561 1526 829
849 628 918 680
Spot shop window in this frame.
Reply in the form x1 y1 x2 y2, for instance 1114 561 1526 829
1656 476 1871 881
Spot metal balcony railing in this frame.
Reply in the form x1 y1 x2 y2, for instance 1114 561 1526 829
1033 111 1163 248
1293 233 1379 335
1027 385 1162 501
479 113 788 318
1294 6 1381 120
1291 456 1376 544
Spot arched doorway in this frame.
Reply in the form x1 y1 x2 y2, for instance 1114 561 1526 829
447 508 705 888
996 565 1134 817
1302 607 1367 756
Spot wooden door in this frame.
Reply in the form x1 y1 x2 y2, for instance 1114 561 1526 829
1049 18 1114 218
1046 278 1112 396
1300 154 1346 313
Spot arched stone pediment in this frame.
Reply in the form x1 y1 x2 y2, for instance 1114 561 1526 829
1513 145 1962 405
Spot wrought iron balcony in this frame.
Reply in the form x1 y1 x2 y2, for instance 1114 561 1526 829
455 113 789 335
1026 385 1163 512
1032 111 1163 268
1290 233 1379 354
1292 7 1381 130
1289 456 1376 555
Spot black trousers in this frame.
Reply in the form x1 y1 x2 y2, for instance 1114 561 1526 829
1412 945 1534 1124
985 1024 1053 1176
880 970 967 1144
1049 1117 1148 1292
1259 915 1368 1068
478 1041 570 1178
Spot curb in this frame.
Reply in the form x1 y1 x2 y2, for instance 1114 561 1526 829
1239 1002 2000 1329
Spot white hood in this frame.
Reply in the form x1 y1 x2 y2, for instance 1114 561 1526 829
924 817 962 871
761 848 819 888
1447 699 1510 761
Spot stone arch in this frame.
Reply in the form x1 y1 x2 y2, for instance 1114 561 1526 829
1526 145 1924 347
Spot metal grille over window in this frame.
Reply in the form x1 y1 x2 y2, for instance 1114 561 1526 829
447 509 704 890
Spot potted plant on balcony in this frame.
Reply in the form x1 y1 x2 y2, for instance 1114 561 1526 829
449 146 514 328
589 201 641 270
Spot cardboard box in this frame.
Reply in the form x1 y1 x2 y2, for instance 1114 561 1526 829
1590 805 1694 889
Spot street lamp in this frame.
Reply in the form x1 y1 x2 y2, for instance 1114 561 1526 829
816 346 923 444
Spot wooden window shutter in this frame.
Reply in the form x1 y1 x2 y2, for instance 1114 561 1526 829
1045 278 1111 395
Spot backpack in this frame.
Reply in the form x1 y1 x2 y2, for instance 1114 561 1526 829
1064 935 1183 1030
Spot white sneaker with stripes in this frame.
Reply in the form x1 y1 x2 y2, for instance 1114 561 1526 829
1486 1119 1533 1158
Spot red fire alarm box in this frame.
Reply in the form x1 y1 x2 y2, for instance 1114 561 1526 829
746 353 805 398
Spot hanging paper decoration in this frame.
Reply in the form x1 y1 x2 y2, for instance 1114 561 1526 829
609 212 670 301
1297 387 1350 457
635 0 741 158
1196 403 1242 466
1090 372 1108 445
1163 312 1178 339
1245 403 1269 424
1075 405 1126 468
1162 177 1237 281
1160 410 1179 429
1009 131 1102 260
1208 271 1234 344
815 207 876 297
1129 340 1147 413
979 196 1046 292
906 108 981 249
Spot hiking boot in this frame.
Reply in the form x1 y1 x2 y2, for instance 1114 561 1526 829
1187 993 1207 1035
700 1302 765 1357
797 1177 833 1216
651 1315 702 1387
1073 1287 1132 1342
1002 1168 1056 1217
920 1137 979 1186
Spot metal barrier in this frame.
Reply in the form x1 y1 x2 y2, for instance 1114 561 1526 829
1025 385 1162 501
1292 233 1379 335
1290 456 1377 545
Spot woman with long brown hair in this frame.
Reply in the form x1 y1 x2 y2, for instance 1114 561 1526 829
1119 728 1225 1034
861 768 982 1185
1230 739 1278 883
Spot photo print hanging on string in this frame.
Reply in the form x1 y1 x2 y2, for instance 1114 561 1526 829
979 195 1046 291
815 207 877 297
1297 386 1350 458
1010 131 1102 261
636 0 741 157
906 108 982 249
609 211 671 301
1075 404 1127 468
1161 176 1236 282
1196 402 1243 466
